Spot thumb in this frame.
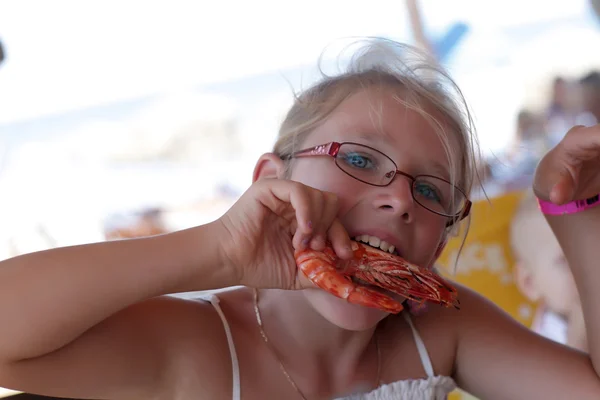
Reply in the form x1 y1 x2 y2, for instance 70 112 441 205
550 172 576 205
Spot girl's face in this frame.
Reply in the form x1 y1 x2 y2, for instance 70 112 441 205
288 87 460 330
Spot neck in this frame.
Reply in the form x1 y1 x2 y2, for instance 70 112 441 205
255 288 380 392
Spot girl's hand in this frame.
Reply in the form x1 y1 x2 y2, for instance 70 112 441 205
216 178 353 290
534 124 600 204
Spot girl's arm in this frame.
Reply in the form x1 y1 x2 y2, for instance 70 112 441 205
455 124 600 398
536 123 600 376
0 222 236 398
0 175 347 399
545 206 599 366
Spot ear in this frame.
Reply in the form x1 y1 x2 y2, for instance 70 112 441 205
252 153 287 183
514 261 541 302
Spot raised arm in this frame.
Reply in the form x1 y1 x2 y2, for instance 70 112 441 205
536 124 600 375
454 124 600 399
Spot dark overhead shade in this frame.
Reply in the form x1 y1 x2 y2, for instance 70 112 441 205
593 0 600 22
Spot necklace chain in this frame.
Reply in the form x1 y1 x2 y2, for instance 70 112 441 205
253 288 381 400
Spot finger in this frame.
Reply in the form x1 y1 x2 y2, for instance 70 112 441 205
550 173 576 204
563 125 600 159
327 219 354 259
262 180 314 235
320 191 340 227
292 225 312 251
261 180 315 250
306 189 327 250
311 191 339 250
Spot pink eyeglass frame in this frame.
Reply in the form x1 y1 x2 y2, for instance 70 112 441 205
285 141 472 222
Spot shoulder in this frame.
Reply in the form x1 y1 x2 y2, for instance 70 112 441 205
428 284 600 398
148 289 255 397
410 281 524 345
379 283 510 379
158 288 255 356
131 293 235 366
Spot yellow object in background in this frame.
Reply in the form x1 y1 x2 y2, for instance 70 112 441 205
435 191 536 400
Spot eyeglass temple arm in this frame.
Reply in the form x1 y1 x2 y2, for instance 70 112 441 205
446 200 472 227
289 142 342 158
462 200 472 218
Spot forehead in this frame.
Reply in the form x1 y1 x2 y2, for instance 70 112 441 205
307 87 460 178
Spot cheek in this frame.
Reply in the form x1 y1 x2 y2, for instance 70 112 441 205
290 160 336 188
290 162 363 207
421 216 447 253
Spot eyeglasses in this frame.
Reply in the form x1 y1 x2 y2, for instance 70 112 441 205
283 141 471 222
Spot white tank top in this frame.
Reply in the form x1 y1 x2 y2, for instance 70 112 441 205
195 293 456 400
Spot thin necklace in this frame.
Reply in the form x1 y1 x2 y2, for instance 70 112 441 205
253 288 381 400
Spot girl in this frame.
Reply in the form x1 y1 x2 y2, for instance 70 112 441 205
1 38 599 400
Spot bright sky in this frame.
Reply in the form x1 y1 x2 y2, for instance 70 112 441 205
0 0 598 249
0 0 594 125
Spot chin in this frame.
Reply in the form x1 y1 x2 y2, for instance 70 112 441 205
303 289 391 331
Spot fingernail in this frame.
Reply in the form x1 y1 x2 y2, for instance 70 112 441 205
302 237 310 247
307 220 313 229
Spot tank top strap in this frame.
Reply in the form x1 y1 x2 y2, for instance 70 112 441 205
192 293 241 400
402 311 435 378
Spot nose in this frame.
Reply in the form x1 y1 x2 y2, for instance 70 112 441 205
372 174 415 222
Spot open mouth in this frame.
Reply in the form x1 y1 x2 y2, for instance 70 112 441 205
349 235 406 300
353 234 400 256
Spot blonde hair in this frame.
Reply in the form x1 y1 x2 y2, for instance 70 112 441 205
273 38 481 265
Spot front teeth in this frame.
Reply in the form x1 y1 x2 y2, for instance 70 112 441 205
354 234 396 255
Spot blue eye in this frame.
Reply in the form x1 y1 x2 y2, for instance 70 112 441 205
341 152 374 169
415 182 442 203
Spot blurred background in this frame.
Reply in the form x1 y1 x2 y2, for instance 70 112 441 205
0 0 598 255
0 0 599 398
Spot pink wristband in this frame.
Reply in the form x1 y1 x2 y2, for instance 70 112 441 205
537 194 600 215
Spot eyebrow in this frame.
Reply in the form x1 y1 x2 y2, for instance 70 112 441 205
425 161 452 181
